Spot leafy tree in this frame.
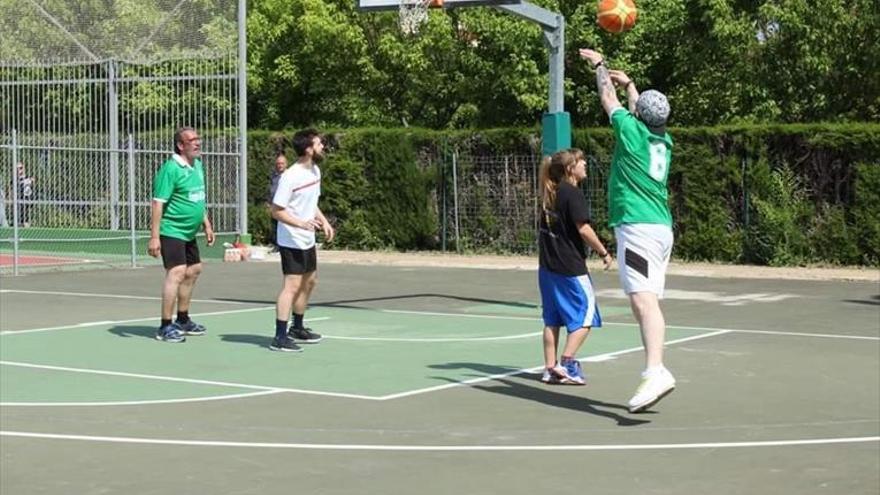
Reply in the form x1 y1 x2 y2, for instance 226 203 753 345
5 0 878 128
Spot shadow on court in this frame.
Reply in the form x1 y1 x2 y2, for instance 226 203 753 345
219 333 273 349
107 325 156 339
843 294 880 306
429 362 649 427
215 293 539 310
108 326 275 349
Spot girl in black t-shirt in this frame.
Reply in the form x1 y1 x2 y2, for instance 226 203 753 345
537 149 613 384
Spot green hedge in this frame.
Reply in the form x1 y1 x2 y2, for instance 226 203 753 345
247 124 880 266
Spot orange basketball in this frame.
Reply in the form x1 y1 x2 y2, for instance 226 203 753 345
597 0 638 34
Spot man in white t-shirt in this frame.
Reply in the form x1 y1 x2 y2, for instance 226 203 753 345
269 129 336 352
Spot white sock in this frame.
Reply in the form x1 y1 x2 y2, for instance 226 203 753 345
643 365 666 377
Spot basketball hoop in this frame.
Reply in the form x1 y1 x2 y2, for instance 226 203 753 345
399 0 443 35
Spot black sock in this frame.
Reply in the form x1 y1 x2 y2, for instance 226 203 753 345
292 313 304 329
275 319 289 339
176 311 189 324
161 318 172 328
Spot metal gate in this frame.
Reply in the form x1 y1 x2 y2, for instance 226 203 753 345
0 0 247 275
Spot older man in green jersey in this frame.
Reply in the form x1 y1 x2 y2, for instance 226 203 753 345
148 126 215 343
579 48 676 413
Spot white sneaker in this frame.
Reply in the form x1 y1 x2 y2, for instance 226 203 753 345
628 368 676 413
550 363 586 385
540 368 560 384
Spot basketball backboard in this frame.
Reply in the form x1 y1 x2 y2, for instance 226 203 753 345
358 0 520 12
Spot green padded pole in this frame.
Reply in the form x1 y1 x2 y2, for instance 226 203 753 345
542 111 571 156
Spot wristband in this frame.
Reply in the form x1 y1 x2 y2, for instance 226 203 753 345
593 59 605 69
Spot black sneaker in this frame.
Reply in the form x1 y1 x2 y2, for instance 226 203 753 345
269 336 303 353
288 327 322 344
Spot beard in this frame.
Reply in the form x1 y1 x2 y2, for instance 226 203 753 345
312 151 325 163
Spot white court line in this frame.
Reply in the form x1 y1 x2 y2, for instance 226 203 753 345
324 332 542 342
383 309 880 341
4 292 874 341
606 321 880 341
0 310 328 336
0 289 263 305
0 331 731 405
0 361 378 401
705 327 880 341
0 389 283 407
376 330 731 401
1 306 872 403
1 431 876 451
381 308 539 321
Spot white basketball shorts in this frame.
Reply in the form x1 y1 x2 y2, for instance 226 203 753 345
614 223 674 298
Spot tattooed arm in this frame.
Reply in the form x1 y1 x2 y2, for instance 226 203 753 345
578 48 623 116
610 70 639 113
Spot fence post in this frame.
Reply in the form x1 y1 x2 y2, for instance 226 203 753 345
109 59 120 230
742 156 750 254
128 135 137 268
440 155 446 251
237 0 249 237
11 129 20 276
452 150 461 254
534 152 540 252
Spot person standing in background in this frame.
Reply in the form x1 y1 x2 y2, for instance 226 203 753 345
148 126 215 343
267 153 288 252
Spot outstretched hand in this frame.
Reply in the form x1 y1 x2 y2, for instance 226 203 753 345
609 70 632 87
578 48 604 67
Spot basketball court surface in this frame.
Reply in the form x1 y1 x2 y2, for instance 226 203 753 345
1 257 878 494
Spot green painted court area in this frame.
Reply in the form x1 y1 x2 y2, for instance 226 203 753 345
0 305 706 402
1 262 877 495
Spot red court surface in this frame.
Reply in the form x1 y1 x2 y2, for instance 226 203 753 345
0 254 89 266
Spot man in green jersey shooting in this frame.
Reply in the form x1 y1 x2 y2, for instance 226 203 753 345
580 48 676 413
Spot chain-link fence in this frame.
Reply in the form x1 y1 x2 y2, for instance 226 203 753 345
1 0 246 275
437 151 607 255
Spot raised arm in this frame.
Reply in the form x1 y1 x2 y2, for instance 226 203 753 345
610 70 639 113
578 48 621 116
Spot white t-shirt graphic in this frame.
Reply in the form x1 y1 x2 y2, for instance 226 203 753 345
272 163 321 249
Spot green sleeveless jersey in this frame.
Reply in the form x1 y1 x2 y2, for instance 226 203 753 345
608 107 673 227
152 155 207 241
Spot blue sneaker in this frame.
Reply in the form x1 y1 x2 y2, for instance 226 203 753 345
551 359 586 385
175 319 206 336
156 324 186 343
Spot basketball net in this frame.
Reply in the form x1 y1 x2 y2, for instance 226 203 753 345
399 0 440 35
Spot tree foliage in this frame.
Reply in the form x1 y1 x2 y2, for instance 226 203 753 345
247 0 879 128
3 1 877 127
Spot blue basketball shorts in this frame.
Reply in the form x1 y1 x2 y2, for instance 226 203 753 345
538 267 603 332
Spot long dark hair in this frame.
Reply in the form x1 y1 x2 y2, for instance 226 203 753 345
539 148 585 211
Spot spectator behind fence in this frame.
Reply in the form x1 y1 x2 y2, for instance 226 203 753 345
267 152 288 252
16 162 35 227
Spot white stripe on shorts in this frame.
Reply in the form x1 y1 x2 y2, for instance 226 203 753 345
576 274 598 328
